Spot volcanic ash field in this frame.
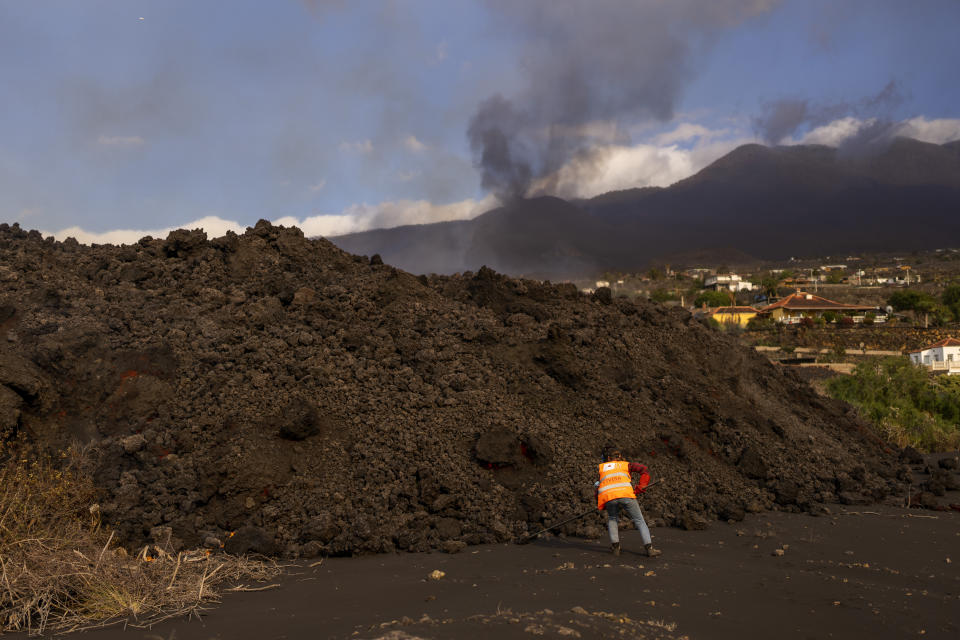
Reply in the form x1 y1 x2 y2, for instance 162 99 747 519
0 221 907 557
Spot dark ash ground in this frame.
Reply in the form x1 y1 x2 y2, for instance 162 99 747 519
78 472 959 639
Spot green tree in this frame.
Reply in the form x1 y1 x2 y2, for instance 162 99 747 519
942 284 960 322
649 288 676 303
759 273 782 298
826 270 844 284
694 290 732 308
888 290 938 327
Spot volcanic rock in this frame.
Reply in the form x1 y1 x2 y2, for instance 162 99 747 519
937 456 958 471
0 221 900 557
900 446 925 465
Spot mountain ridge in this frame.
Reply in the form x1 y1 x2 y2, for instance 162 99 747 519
332 137 960 276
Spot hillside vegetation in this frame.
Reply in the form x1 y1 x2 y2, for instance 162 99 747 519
826 358 960 451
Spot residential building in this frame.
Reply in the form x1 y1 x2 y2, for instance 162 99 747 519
760 291 877 324
704 274 754 292
709 306 761 328
908 338 960 374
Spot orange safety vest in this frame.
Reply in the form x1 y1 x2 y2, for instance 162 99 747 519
597 461 636 509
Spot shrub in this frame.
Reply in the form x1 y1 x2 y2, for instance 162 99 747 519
649 288 676 303
724 322 744 336
693 290 730 307
746 316 774 331
0 446 279 634
943 284 960 322
826 358 960 452
703 317 721 330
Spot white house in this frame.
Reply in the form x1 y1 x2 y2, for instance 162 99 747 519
908 338 960 374
704 274 754 292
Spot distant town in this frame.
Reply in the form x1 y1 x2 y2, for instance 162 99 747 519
576 246 960 375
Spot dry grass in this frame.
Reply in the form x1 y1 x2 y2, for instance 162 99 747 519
0 446 280 635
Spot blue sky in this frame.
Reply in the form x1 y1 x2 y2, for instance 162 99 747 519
1 0 958 243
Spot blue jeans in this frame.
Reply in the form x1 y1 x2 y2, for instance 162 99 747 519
605 497 651 546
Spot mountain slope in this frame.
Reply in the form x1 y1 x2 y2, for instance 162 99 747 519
332 138 960 275
336 196 615 278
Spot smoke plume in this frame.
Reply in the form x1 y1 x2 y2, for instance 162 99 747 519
753 80 903 145
469 0 780 202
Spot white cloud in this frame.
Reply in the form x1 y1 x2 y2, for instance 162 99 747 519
291 194 498 237
97 135 145 147
403 135 427 152
43 215 245 245
40 196 500 245
272 214 359 237
797 117 870 146
307 179 327 192
530 132 754 199
894 116 960 144
797 116 960 147
338 139 373 154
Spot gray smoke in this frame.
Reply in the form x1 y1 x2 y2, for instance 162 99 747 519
833 117 902 156
467 95 533 200
469 0 781 201
754 80 903 145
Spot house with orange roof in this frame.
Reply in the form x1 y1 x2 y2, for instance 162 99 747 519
908 338 960 374
760 291 877 325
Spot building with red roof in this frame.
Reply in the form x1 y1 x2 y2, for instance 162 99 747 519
908 337 960 374
759 291 877 324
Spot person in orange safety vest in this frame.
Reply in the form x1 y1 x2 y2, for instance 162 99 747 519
595 447 661 558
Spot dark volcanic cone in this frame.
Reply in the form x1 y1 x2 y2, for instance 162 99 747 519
0 221 901 556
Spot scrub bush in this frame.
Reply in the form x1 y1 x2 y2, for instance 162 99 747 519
0 446 279 634
826 358 960 452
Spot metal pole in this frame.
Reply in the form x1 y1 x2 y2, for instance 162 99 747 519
518 480 661 544
518 509 596 544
